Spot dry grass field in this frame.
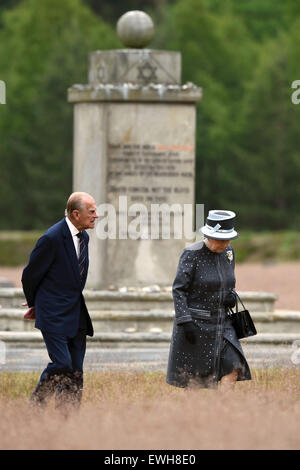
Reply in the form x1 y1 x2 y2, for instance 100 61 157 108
0 368 299 450
0 263 300 450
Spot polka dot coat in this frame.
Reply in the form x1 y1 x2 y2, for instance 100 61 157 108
166 241 251 388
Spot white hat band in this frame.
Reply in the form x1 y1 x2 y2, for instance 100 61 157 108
205 224 234 234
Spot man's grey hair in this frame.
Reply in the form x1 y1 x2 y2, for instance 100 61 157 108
65 192 90 217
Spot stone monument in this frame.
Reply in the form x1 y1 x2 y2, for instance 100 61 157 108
68 10 202 289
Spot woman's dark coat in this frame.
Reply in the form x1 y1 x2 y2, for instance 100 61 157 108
166 241 251 388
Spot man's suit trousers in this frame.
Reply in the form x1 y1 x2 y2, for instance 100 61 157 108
31 325 87 407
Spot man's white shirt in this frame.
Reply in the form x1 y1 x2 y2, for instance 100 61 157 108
65 216 80 258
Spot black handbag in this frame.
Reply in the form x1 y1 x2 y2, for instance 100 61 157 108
228 291 257 339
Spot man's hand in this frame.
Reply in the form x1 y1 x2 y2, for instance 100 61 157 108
23 305 35 320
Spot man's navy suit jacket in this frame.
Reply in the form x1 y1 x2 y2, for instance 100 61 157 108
22 218 93 338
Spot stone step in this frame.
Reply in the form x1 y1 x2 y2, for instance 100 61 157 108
0 344 298 373
1 332 298 372
0 287 277 312
0 331 299 349
0 308 299 333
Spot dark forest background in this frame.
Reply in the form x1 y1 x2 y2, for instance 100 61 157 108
0 0 300 230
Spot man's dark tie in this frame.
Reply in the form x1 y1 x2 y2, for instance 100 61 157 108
76 232 86 278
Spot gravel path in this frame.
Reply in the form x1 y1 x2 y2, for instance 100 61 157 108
235 262 300 310
1 263 299 310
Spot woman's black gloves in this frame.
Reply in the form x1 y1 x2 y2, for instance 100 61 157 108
223 291 236 309
181 321 198 344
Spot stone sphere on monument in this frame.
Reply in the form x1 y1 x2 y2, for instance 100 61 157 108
117 10 154 48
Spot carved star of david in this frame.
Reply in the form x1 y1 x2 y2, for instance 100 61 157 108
137 61 158 82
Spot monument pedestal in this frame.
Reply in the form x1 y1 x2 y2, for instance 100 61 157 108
68 45 202 289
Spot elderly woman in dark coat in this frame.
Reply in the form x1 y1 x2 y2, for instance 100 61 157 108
166 210 251 390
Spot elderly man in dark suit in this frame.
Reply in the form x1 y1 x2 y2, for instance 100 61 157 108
22 192 98 409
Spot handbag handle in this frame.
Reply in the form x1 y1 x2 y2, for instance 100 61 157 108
232 289 247 313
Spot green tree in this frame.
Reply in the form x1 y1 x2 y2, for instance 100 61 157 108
83 0 171 24
230 0 300 42
161 0 255 213
229 26 300 229
157 0 300 230
189 0 300 42
0 0 119 229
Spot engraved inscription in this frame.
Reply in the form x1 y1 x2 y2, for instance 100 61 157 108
108 142 194 205
106 142 195 238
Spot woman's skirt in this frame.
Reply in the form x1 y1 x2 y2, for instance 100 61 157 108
166 315 252 388
218 337 249 381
